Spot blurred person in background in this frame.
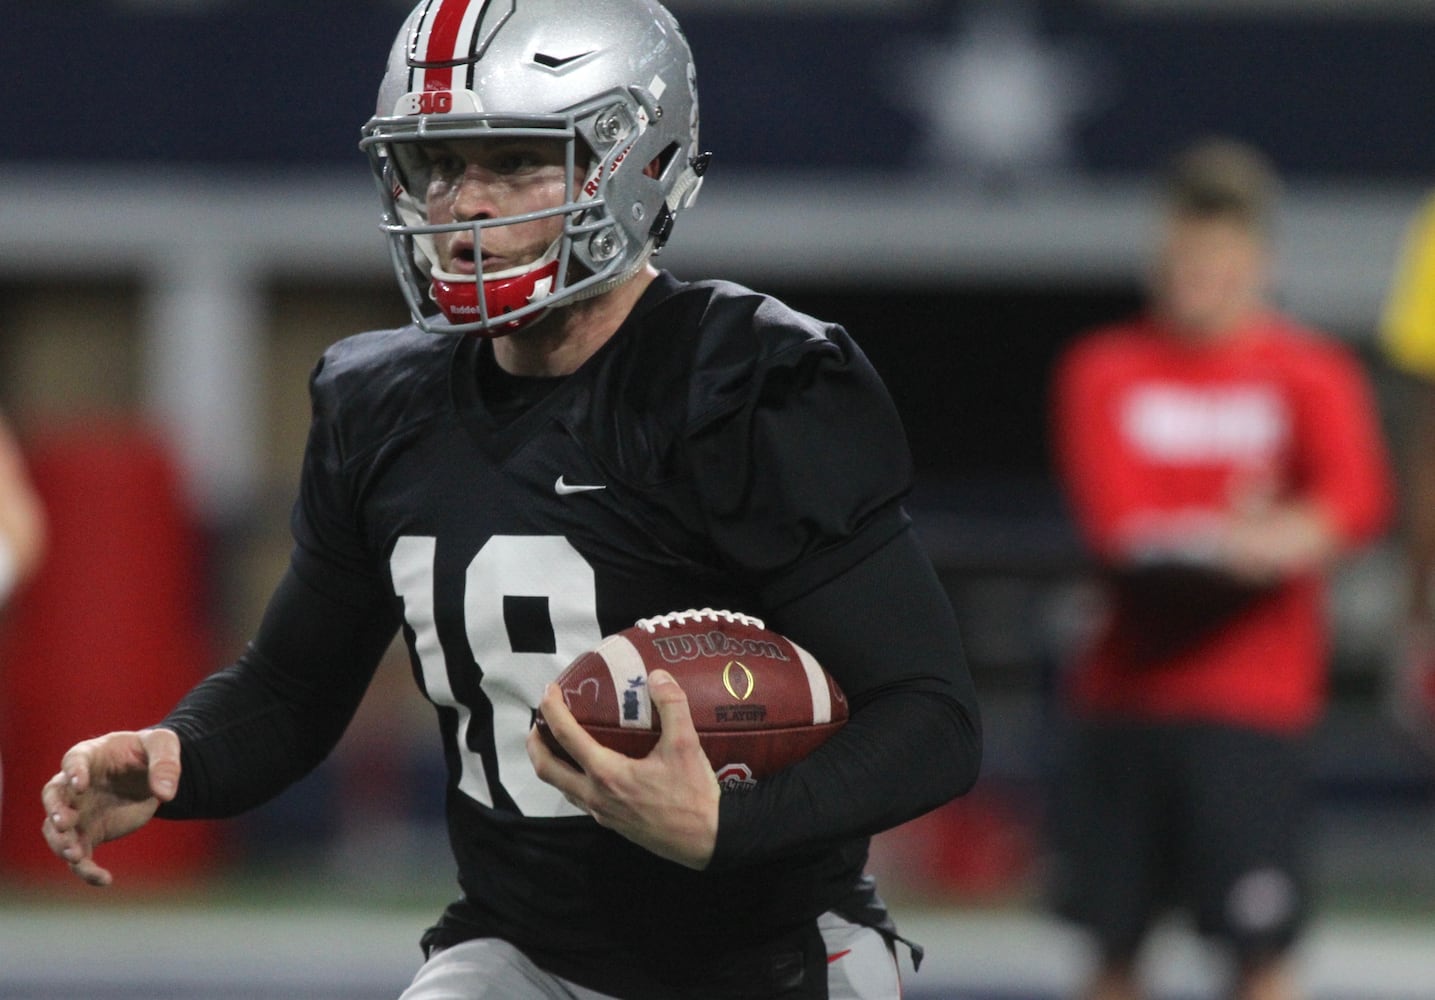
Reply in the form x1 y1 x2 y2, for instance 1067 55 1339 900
1048 138 1393 1000
0 410 46 833
39 0 981 997
0 413 45 612
1378 193 1435 747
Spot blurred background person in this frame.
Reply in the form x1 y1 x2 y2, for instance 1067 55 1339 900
1378 192 1435 749
1047 138 1394 1000
0 410 46 834
0 415 45 612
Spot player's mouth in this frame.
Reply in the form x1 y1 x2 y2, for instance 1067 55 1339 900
444 237 479 276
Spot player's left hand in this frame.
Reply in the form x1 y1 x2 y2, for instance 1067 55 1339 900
527 669 719 870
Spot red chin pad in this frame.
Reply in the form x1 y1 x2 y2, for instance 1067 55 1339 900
431 259 560 336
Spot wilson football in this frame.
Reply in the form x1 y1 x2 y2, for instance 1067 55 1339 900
535 608 847 791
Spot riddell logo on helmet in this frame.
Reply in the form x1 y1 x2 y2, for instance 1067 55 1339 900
583 141 636 197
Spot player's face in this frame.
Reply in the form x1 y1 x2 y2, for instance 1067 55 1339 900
420 137 570 276
1153 215 1268 340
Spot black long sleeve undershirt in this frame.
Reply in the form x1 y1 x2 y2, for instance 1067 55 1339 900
711 527 982 868
157 528 980 867
155 565 399 820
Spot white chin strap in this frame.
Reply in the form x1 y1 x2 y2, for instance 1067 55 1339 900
567 245 655 305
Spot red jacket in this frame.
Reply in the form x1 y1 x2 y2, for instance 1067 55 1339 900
1052 312 1393 732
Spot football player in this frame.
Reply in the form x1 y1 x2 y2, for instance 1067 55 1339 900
42 2 981 997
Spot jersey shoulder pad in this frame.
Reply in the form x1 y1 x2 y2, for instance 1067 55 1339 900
307 324 458 462
632 277 848 431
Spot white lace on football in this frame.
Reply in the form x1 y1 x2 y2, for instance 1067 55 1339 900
634 607 766 632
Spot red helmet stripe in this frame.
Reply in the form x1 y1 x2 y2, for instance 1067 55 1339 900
419 0 471 91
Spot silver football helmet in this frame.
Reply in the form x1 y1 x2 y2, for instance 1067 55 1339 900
360 0 707 336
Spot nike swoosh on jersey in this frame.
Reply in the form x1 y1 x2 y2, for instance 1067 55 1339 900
554 476 607 496
827 949 853 964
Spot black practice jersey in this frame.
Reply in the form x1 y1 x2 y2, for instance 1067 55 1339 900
158 272 980 997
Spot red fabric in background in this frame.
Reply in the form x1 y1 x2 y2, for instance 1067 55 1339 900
0 421 219 885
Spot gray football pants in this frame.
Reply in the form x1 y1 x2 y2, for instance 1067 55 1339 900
398 911 901 999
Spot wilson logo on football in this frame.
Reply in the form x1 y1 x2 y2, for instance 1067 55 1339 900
649 631 789 665
722 660 755 701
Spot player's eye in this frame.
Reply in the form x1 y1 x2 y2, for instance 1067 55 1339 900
426 150 467 180
494 149 545 174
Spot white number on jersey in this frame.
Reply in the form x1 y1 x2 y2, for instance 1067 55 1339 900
390 534 603 817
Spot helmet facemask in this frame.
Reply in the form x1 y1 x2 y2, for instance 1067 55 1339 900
364 90 684 337
361 0 705 338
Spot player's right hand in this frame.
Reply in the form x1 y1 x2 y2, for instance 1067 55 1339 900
40 728 181 887
528 671 719 871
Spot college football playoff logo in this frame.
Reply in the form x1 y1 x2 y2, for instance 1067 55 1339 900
721 660 755 701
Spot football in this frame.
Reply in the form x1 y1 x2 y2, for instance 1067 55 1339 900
535 608 847 791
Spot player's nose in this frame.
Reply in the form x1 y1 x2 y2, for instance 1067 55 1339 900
451 168 500 221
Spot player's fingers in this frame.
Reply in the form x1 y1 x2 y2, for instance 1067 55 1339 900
42 811 80 861
68 854 114 888
58 734 116 794
139 728 181 802
526 724 593 809
41 768 93 836
40 809 74 857
525 723 577 778
535 682 578 739
535 745 594 818
41 806 100 880
561 793 593 817
41 771 75 819
59 756 91 795
646 670 699 750
536 683 614 773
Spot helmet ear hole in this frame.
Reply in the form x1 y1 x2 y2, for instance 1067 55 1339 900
650 142 680 181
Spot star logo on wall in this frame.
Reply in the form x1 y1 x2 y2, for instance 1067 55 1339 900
888 2 1110 186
